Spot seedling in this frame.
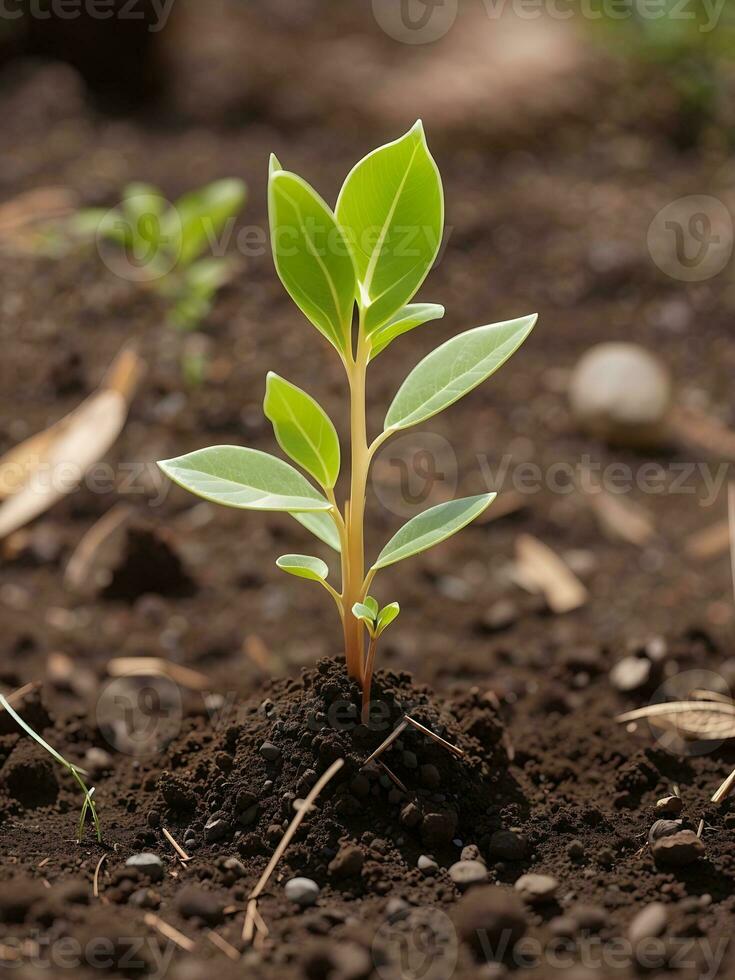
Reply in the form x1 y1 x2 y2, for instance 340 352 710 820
0 694 101 842
159 122 536 721
75 179 247 332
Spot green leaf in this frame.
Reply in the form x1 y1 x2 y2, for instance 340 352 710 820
352 602 378 633
264 373 340 489
385 315 537 432
276 554 329 582
165 179 246 266
158 446 331 512
292 511 341 553
369 303 444 360
123 182 165 246
377 602 400 634
372 493 496 570
364 595 379 617
269 165 356 356
336 120 443 334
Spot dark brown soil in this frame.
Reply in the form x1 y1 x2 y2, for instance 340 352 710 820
1 4 735 978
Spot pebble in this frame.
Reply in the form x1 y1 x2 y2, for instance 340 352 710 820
175 887 225 925
610 656 651 693
481 599 519 633
328 844 364 879
453 886 527 955
285 877 320 907
259 741 281 762
124 854 164 882
84 747 114 775
400 802 421 828
129 888 160 909
449 860 488 890
418 855 438 876
420 764 441 790
567 840 585 861
421 810 457 847
570 904 608 932
514 873 558 904
648 819 682 845
628 902 668 944
651 830 705 868
655 796 683 817
461 844 483 863
204 816 230 842
488 830 527 861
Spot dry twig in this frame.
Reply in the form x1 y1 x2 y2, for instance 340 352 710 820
162 827 191 864
143 914 195 952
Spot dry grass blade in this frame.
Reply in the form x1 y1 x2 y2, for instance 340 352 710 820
728 483 735 604
689 689 734 705
584 486 655 547
64 504 132 595
107 657 211 692
162 827 191 863
404 715 465 758
377 760 408 793
514 534 588 613
360 719 408 769
685 520 731 562
143 914 195 952
673 405 735 463
617 700 735 741
0 346 143 538
712 768 735 804
93 854 107 898
207 931 240 961
243 759 344 942
4 682 40 706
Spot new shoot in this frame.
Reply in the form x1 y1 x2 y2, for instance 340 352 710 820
159 122 537 720
0 694 101 843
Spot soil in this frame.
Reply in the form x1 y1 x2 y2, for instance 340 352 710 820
1 4 735 979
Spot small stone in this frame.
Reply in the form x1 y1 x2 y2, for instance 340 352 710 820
449 860 488 890
285 877 320 908
567 840 585 861
628 902 668 944
84 747 114 775
222 857 246 877
481 599 519 633
571 904 608 932
328 844 364 879
420 764 441 790
129 888 160 909
488 830 527 862
402 750 418 769
461 845 483 863
514 873 558 904
418 855 438 875
204 815 230 842
400 802 421 828
651 830 705 868
176 887 225 925
421 810 457 847
610 656 651 693
259 741 281 762
655 796 683 817
648 819 682 845
125 854 164 882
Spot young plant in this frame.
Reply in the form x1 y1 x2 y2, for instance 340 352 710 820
75 179 247 332
0 694 101 842
159 122 536 721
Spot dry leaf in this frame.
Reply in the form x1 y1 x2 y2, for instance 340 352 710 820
672 405 735 462
0 346 142 539
514 533 588 614
617 700 735 741
107 657 211 692
585 488 655 547
64 504 132 596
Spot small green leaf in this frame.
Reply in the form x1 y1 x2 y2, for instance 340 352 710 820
269 169 356 356
385 315 537 432
376 602 400 634
158 446 331 512
364 595 379 617
269 153 283 176
276 554 329 582
372 494 496 570
264 373 340 489
293 511 341 553
123 182 165 246
352 602 378 633
336 120 443 333
164 179 246 266
369 303 445 360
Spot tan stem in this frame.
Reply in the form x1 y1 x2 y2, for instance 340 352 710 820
362 633 378 723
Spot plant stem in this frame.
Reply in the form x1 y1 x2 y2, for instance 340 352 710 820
343 333 370 682
362 633 378 724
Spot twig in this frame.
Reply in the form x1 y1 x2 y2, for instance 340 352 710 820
93 854 107 898
162 827 191 864
243 758 344 942
404 715 465 759
143 914 195 952
712 767 735 804
207 931 240 961
696 818 705 838
728 483 735 605
108 657 210 691
3 681 40 706
377 760 408 793
360 720 408 768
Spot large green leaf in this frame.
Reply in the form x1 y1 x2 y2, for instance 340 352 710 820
264 373 340 489
158 446 331 512
292 511 341 553
269 163 356 356
371 493 495 570
336 120 443 334
385 315 537 432
369 303 445 360
164 179 246 266
276 554 329 582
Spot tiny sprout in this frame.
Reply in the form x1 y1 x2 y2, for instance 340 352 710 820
75 178 247 334
0 695 101 843
158 122 537 719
